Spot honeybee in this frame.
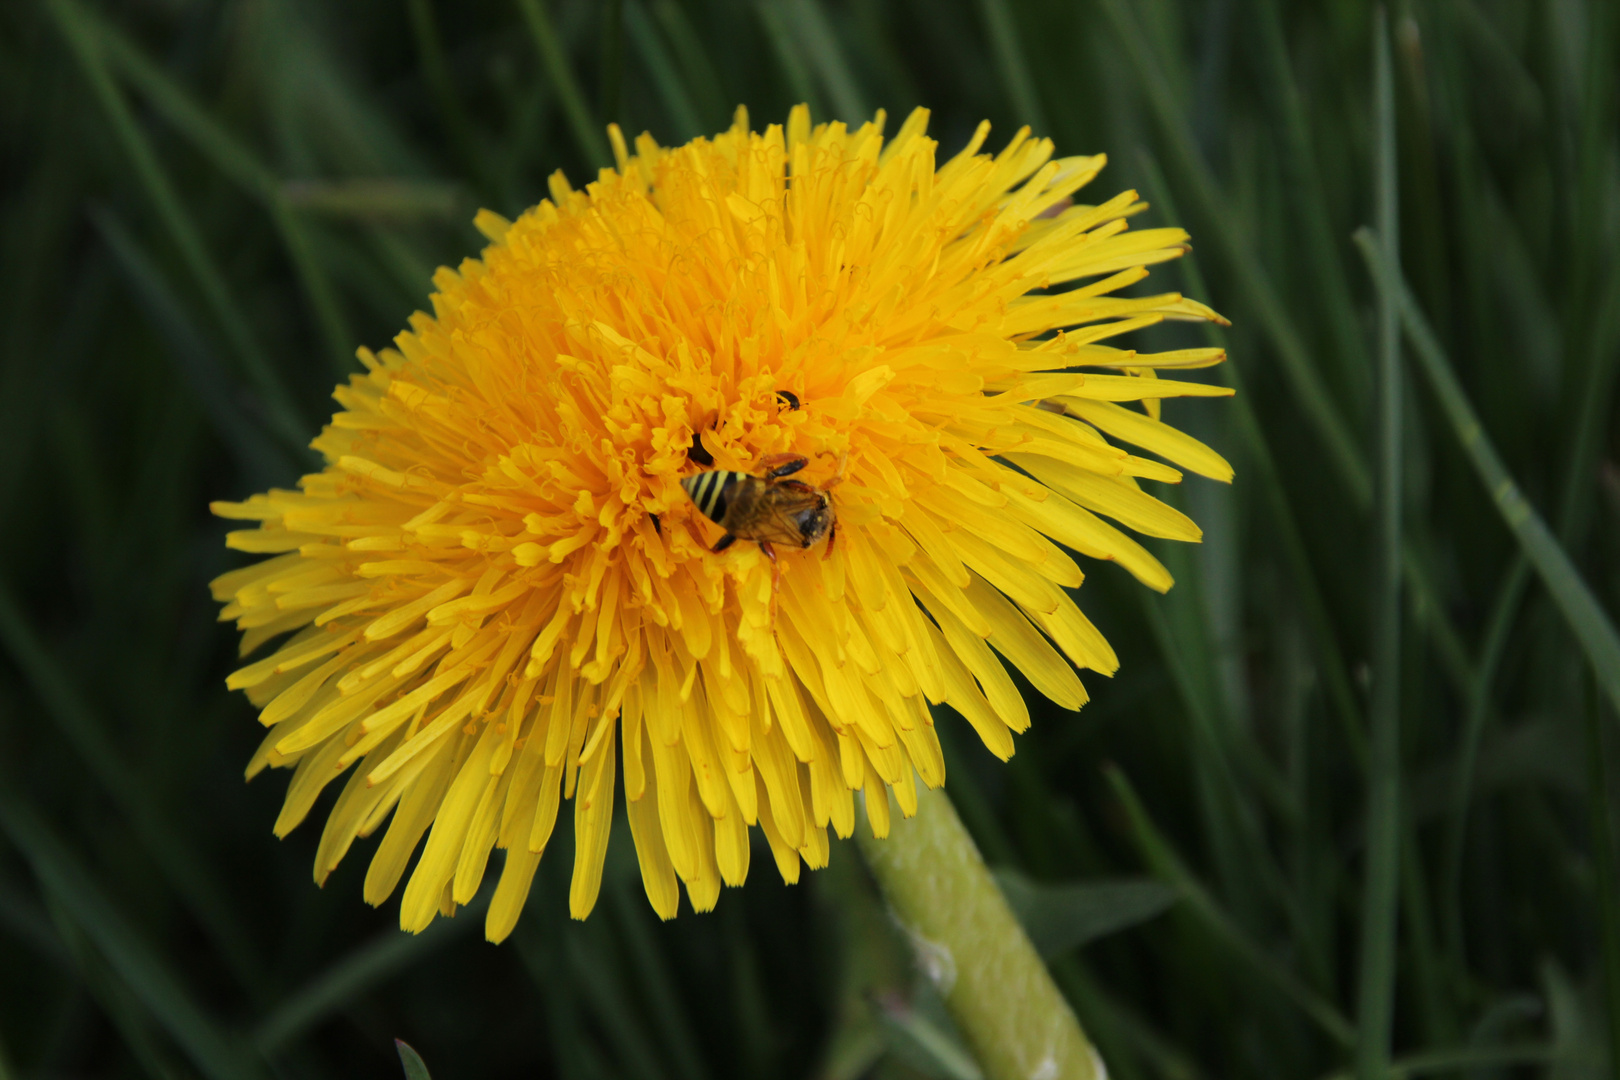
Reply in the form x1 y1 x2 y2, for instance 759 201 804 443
680 453 837 563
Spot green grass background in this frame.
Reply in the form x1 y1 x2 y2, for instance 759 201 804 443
1 0 1617 1077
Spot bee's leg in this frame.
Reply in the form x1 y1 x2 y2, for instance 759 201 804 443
711 533 737 553
758 541 784 614
819 450 850 489
758 453 809 480
822 518 838 559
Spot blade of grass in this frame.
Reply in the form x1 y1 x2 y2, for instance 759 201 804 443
406 0 501 206
91 208 292 487
252 2 426 178
1585 674 1620 1080
1251 0 1370 397
753 2 821 116
1104 765 1356 1049
487 52 561 194
254 912 481 1053
267 205 354 378
1439 555 1528 965
1096 0 1363 503
625 1 703 141
1400 557 1471 697
1049 127 1341 986
1140 577 1263 912
281 179 463 220
1145 493 1286 827
515 921 607 1080
1137 149 1367 766
770 0 868 121
601 0 625 128
1101 0 1474 702
0 870 70 964
650 1 731 131
76 3 354 378
1398 824 1452 1044
1353 229 1620 720
0 582 268 998
0 790 264 1080
1049 959 1207 1080
992 870 1175 959
1140 587 1314 949
933 717 1019 866
1317 1042 1554 1080
607 882 711 1080
974 0 1048 132
395 1040 433 1080
1564 0 1611 351
1449 0 1542 124
1550 0 1620 576
46 0 308 450
516 0 611 168
45 902 189 1080
1556 272 1620 547
874 996 983 1080
1431 0 1619 950
565 924 670 1080
363 229 436 308
1355 15 1402 1080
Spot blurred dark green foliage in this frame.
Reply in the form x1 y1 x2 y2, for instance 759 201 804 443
0 0 1617 1078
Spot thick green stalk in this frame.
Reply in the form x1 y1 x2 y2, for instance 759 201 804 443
856 786 1103 1080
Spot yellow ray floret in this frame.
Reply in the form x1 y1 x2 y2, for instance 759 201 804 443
212 105 1232 941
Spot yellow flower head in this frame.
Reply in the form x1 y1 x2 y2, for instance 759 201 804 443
211 106 1232 942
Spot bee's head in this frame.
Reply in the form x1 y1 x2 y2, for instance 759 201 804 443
793 496 834 548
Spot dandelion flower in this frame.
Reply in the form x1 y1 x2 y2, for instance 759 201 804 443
211 106 1232 942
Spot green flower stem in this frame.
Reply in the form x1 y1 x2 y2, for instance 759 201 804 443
856 784 1104 1080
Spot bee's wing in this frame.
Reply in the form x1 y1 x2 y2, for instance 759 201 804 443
749 488 827 546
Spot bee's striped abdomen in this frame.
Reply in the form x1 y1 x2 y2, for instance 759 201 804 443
681 470 744 525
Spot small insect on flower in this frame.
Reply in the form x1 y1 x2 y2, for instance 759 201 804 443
681 454 839 563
